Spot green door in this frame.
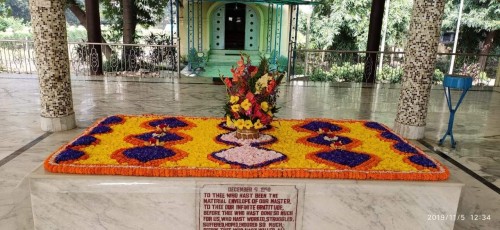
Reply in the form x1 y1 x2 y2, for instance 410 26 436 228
211 5 225 50
244 6 259 51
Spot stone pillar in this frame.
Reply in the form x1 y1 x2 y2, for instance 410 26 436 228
393 0 446 139
29 0 76 131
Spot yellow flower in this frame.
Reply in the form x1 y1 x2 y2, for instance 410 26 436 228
229 96 239 104
253 120 263 129
261 102 269 112
267 111 273 117
240 99 252 111
255 74 271 94
226 116 234 128
231 104 240 112
234 119 245 130
244 120 253 129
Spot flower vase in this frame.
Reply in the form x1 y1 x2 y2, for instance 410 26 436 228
235 127 260 140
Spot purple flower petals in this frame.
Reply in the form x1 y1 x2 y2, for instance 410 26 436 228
71 136 97 147
123 146 175 163
301 121 341 132
308 135 352 146
408 155 437 168
135 132 183 143
364 122 387 131
381 131 402 142
100 116 123 125
89 126 112 135
316 149 371 168
55 149 85 163
149 118 188 129
394 142 418 154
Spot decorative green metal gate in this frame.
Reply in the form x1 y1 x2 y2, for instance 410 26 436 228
211 5 225 50
244 6 259 51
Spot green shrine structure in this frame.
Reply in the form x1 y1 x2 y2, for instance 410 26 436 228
180 0 317 79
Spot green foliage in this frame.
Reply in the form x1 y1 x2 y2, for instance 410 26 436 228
256 56 270 78
143 32 175 63
433 69 445 83
0 0 10 17
103 54 124 72
5 0 30 23
442 0 500 32
66 25 87 42
378 66 403 83
442 0 500 53
309 68 330 81
293 65 305 75
0 16 24 32
307 63 446 84
302 0 413 50
101 0 170 40
0 26 30 40
331 63 364 82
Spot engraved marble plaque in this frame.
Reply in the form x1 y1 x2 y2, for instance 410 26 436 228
199 184 298 230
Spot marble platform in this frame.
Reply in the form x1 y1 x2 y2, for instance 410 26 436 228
1 74 498 229
28 166 462 230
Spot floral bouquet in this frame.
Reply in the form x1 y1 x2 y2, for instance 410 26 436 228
222 54 284 139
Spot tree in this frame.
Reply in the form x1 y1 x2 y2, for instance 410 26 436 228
301 0 412 51
66 0 113 59
5 0 30 23
304 0 371 50
442 0 500 70
0 0 10 16
101 0 170 44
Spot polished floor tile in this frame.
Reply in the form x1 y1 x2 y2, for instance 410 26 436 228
0 73 498 229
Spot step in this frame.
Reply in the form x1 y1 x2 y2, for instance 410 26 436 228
210 49 261 56
208 54 262 66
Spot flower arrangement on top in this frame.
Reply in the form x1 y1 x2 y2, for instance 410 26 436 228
221 54 284 139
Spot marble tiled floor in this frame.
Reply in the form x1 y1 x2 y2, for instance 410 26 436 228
0 73 498 229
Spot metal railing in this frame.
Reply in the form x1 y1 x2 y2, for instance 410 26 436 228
292 49 500 85
0 39 180 77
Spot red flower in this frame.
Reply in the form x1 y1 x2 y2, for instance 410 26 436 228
231 111 240 119
238 84 247 95
326 133 336 138
253 102 262 113
261 115 272 125
224 78 232 87
245 92 256 104
267 79 277 94
248 66 258 77
237 57 244 67
232 73 241 82
254 107 265 120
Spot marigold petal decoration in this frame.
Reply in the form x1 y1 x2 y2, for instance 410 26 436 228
226 116 234 128
45 115 449 181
